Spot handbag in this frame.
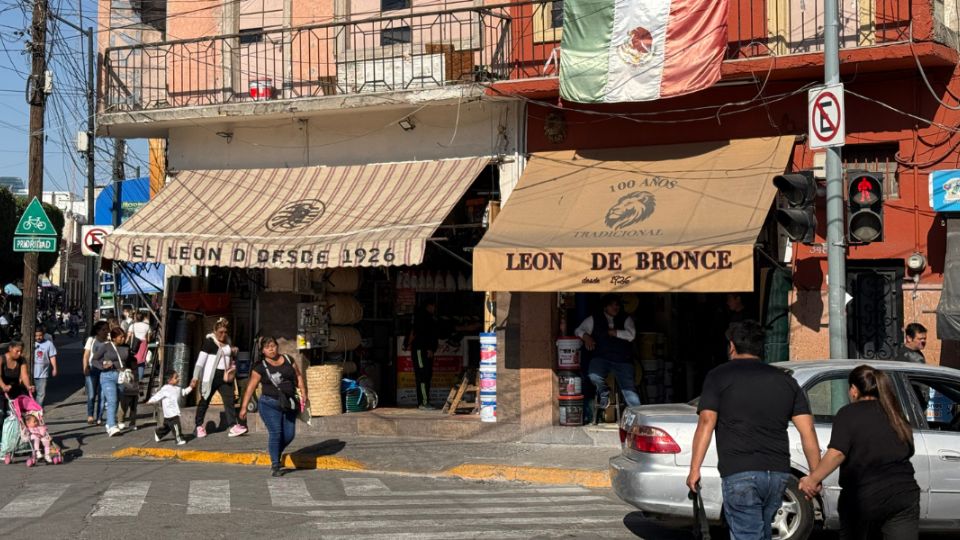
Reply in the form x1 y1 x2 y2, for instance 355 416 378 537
112 343 138 395
688 482 711 540
262 355 300 413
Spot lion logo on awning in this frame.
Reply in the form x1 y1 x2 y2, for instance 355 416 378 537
605 191 656 230
266 199 326 232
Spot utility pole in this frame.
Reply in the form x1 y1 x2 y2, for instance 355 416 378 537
20 0 49 365
113 139 125 227
824 0 848 359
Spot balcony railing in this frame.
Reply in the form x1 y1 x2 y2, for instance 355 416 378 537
102 1 913 113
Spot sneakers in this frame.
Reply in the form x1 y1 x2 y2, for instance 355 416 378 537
86 416 95 425
154 433 162 442
195 426 207 438
107 426 121 437
228 425 248 438
130 425 138 431
118 422 128 430
176 438 187 446
271 466 283 477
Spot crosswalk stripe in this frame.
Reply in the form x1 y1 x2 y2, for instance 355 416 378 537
346 486 590 497
187 480 230 515
306 495 608 509
0 483 70 518
310 503 626 518
314 515 620 531
341 478 388 496
318 530 630 540
268 478 317 506
91 481 151 517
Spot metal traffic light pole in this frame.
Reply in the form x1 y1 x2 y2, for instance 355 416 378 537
824 0 848 359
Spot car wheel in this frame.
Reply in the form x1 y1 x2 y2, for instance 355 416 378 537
772 478 815 540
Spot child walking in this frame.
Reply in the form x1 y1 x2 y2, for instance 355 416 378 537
148 371 195 445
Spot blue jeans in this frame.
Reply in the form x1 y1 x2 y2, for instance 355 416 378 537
721 470 792 540
137 364 145 380
85 369 102 420
100 370 119 429
259 395 297 468
34 378 48 406
587 357 641 407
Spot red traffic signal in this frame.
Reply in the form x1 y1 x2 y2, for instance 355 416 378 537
848 171 884 244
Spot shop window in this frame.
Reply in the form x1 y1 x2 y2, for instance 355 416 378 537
906 376 960 432
382 0 411 11
381 25 412 46
843 144 900 200
534 1 563 43
805 374 851 423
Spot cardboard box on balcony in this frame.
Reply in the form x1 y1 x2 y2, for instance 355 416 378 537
425 43 474 83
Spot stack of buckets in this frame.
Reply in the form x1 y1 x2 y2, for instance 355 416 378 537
556 337 584 426
479 333 497 422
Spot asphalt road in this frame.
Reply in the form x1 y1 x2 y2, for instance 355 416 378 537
0 459 695 540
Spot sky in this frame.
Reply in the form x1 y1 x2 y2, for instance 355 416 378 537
0 0 146 199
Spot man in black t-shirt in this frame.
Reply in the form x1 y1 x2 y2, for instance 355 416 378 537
686 321 822 540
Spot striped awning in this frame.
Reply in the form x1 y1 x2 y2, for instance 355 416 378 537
101 158 488 269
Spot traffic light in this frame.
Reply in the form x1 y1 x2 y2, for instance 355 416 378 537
773 171 817 244
847 171 884 244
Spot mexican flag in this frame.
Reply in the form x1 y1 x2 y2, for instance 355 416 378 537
559 0 729 103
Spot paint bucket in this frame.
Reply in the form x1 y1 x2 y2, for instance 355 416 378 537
249 79 273 100
480 332 497 370
557 371 581 396
558 395 583 426
325 294 363 325
556 337 582 370
479 369 497 391
480 389 497 422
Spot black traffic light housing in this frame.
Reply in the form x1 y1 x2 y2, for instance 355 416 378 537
847 171 884 244
773 171 818 244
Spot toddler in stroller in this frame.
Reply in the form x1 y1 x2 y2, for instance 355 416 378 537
2 393 63 466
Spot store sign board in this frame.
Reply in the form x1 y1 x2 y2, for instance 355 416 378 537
929 169 960 213
13 236 56 252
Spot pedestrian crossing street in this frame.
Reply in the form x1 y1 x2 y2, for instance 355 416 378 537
0 476 640 539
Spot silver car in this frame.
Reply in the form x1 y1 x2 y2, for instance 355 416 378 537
610 360 960 539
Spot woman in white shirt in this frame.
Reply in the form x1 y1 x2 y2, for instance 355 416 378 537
191 318 247 438
82 321 110 425
127 312 152 378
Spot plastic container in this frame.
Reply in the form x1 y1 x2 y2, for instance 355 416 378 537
557 371 581 396
249 79 273 100
558 395 584 426
480 389 497 422
556 337 582 370
479 370 497 391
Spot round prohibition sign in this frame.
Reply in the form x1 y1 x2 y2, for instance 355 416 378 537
812 91 842 143
83 227 108 250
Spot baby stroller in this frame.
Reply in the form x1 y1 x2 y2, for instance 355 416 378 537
2 393 63 466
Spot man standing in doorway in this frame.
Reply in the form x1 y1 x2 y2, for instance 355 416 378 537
407 300 439 410
687 321 821 540
895 323 927 363
576 294 640 409
33 328 58 406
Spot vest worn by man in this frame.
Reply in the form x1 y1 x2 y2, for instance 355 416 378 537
592 314 633 364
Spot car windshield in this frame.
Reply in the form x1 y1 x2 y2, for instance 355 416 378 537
687 365 794 407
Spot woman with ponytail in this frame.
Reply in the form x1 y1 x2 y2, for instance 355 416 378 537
799 365 920 539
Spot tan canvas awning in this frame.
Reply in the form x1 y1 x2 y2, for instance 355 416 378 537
101 158 488 269
473 137 794 292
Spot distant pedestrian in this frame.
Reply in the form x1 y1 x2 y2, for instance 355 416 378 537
239 337 308 477
800 365 919 539
148 371 195 446
32 329 58 407
92 327 128 437
687 321 821 540
576 294 640 408
120 307 134 333
895 323 927 363
405 300 439 410
191 318 245 438
127 312 152 379
82 321 110 425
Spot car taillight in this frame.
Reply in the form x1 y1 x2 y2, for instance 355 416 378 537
619 425 681 454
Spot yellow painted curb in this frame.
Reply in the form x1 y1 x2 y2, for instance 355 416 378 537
112 447 366 471
443 464 610 489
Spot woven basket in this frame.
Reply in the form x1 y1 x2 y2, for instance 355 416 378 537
307 364 343 416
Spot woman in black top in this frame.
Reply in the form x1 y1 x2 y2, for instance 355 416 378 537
800 365 920 539
239 337 308 477
1 341 33 417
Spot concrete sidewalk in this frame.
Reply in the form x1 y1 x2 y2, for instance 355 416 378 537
44 385 619 489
